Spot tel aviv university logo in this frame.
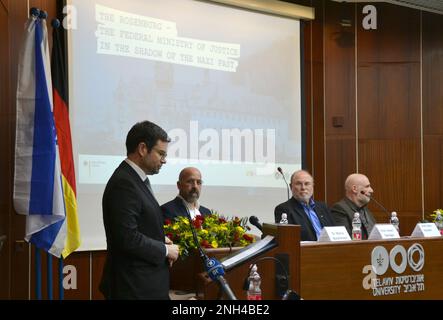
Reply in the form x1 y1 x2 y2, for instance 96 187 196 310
371 244 425 275
363 243 426 296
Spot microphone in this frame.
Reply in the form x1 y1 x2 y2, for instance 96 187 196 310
204 257 237 300
277 167 290 200
360 191 391 219
249 215 263 231
181 199 237 300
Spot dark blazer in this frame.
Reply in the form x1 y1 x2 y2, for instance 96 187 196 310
100 161 169 300
330 197 377 239
161 196 212 220
274 197 335 241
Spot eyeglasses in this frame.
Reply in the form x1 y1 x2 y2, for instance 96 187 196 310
152 147 167 160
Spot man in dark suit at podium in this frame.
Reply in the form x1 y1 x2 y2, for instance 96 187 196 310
330 173 377 239
100 121 179 300
274 170 334 241
161 167 212 220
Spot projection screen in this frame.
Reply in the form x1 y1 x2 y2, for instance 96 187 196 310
68 0 304 250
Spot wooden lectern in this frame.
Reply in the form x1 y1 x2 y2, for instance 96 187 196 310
195 223 301 300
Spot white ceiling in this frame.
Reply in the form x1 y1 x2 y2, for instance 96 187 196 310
331 0 443 15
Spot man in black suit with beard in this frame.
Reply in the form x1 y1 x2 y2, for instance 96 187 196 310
330 173 377 239
161 167 212 221
100 121 179 300
274 170 335 241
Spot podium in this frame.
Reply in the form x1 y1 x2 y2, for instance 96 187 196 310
300 236 443 299
170 223 300 299
195 224 301 300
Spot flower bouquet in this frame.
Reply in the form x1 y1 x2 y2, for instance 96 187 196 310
164 213 255 258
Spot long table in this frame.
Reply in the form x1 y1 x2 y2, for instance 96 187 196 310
300 236 443 299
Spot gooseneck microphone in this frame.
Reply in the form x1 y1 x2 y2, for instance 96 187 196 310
277 167 290 200
360 191 391 219
249 215 263 231
181 200 237 300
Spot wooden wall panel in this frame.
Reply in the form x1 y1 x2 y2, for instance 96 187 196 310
62 252 91 299
92 251 106 300
325 138 356 204
357 3 422 235
9 0 29 300
0 0 10 300
309 0 325 200
357 4 421 140
359 140 422 235
324 0 356 205
423 12 443 218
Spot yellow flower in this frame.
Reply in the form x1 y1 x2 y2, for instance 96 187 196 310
163 212 255 259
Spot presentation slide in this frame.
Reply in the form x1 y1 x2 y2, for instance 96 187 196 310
68 0 302 250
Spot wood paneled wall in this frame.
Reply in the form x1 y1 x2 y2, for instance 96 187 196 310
0 0 11 300
2 0 443 299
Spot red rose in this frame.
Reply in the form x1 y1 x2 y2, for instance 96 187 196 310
164 219 172 225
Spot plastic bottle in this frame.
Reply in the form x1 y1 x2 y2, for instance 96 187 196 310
390 211 400 233
351 212 362 240
280 213 288 224
435 211 443 236
246 264 262 300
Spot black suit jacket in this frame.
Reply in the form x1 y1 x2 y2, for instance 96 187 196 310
274 197 335 241
100 161 169 300
161 196 212 220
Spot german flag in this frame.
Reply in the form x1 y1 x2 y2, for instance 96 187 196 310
51 19 81 258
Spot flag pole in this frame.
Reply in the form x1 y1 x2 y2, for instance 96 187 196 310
35 247 42 300
47 253 53 300
59 257 64 300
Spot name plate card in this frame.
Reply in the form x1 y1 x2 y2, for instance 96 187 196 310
368 224 400 240
318 226 351 242
411 223 441 238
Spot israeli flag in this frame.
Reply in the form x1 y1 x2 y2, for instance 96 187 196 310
14 14 67 257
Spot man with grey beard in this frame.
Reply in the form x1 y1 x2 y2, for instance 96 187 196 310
161 167 212 220
274 170 335 241
330 173 377 239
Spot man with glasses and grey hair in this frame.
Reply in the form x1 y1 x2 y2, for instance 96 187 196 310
274 170 335 241
161 167 212 220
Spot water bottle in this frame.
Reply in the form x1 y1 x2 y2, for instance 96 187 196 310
390 211 400 233
351 212 362 240
280 213 288 224
246 264 262 300
435 211 443 236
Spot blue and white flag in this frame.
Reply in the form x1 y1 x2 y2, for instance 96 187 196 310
14 14 67 257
